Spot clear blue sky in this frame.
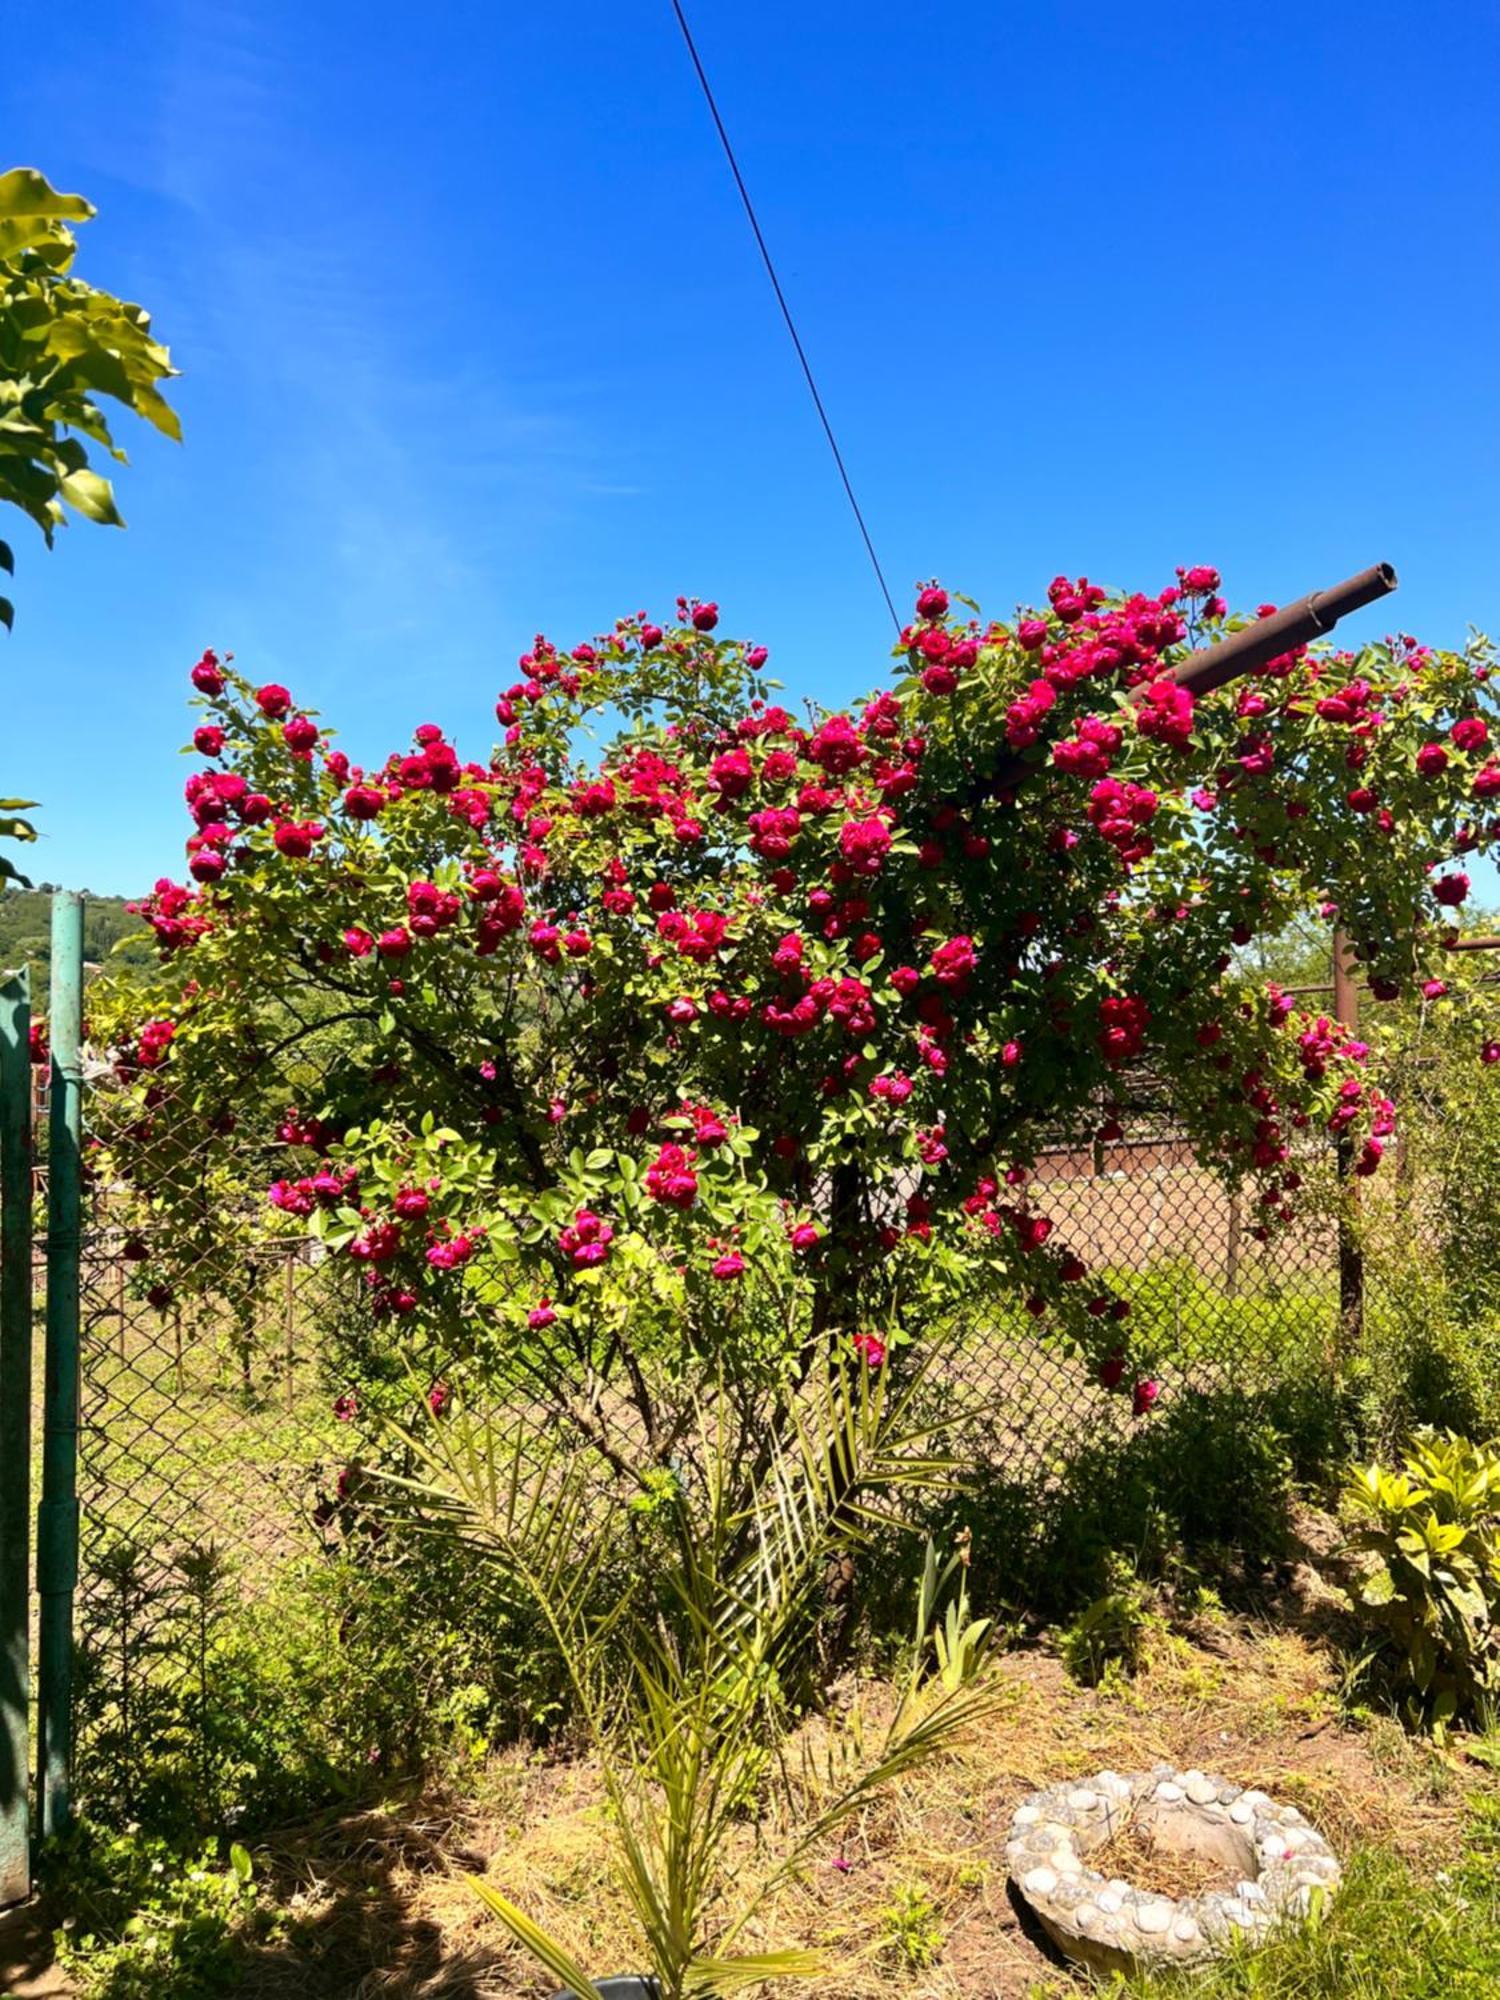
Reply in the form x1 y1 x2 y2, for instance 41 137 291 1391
6 0 1499 898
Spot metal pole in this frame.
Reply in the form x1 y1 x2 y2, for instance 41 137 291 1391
284 1250 295 1413
1332 927 1365 1361
36 892 83 1840
0 968 32 1905
980 561 1399 801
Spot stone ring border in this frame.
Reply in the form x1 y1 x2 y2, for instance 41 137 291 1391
1006 1763 1342 1973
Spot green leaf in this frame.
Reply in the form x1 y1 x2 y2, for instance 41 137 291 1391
465 1875 605 2000
0 167 95 223
229 1842 253 1884
1359 1568 1397 1607
58 466 123 526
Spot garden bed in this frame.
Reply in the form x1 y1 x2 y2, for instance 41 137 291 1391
158 1594 1498 2000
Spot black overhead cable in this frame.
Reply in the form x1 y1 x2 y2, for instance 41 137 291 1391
667 0 902 634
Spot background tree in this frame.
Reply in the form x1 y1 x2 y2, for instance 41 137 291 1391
0 165 179 882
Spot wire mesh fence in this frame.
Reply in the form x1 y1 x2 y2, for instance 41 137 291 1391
63 1067 1355 1834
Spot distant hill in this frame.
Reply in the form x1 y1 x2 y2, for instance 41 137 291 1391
0 886 155 1010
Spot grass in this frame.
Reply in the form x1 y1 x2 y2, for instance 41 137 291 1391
1104 1796 1500 1999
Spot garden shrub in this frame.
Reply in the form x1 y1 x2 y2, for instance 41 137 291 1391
1352 945 1500 1449
1343 1430 1500 1736
1355 1262 1500 1451
69 570 1498 1839
75 1530 582 1838
90 577 1498 1443
868 1383 1302 1634
1057 1552 1162 1685
47 1824 271 2000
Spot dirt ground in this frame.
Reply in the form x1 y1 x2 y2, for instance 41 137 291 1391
14 1524 1491 2000
204 1558 1492 2000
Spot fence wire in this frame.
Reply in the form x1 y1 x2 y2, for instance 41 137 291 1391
68 1088 1349 1831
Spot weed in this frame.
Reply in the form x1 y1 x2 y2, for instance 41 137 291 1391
47 1822 275 2000
878 1880 944 1970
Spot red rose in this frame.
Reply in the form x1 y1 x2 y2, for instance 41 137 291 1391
190 652 225 695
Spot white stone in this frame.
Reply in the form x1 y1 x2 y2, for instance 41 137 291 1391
1023 1866 1058 1897
1186 1774 1219 1804
1171 1913 1203 1945
1013 1805 1041 1825
1067 1788 1099 1812
1135 1899 1174 1935
1154 1780 1184 1802
1229 1799 1255 1824
1097 1889 1123 1914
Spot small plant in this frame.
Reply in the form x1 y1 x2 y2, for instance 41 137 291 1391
1059 1554 1160 1686
48 1823 269 2000
1343 1429 1500 1738
878 1880 944 1970
392 1351 1000 2000
911 1532 996 1694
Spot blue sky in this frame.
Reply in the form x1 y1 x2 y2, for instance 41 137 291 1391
5 0 1499 898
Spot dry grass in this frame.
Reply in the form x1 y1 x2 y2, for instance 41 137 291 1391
1089 1822 1235 1903
225 1606 1493 2000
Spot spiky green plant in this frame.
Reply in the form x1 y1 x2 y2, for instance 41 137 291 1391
379 1351 1001 1998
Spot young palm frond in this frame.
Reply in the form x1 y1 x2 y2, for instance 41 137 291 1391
373 1346 995 1998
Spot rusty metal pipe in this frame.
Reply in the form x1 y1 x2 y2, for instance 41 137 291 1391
1171 561 1398 698
983 560 1398 799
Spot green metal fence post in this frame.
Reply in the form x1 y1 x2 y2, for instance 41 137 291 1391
37 892 83 1841
0 966 32 1905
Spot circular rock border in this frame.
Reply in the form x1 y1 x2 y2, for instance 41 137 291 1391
1006 1764 1341 1974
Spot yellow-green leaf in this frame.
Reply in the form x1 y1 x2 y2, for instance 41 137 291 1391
465 1875 605 2000
58 465 123 525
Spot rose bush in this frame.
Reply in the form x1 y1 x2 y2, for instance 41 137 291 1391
88 572 1498 1446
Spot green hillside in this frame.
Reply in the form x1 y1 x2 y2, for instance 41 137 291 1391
0 886 155 1011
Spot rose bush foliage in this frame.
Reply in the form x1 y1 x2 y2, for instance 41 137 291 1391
90 572 1499 1424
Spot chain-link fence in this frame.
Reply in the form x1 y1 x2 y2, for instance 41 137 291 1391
63 1071 1356 1837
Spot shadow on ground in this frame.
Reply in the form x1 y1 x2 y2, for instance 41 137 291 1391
234 1797 509 2000
0 1901 74 1997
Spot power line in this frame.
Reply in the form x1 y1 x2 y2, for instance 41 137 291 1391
667 0 902 634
